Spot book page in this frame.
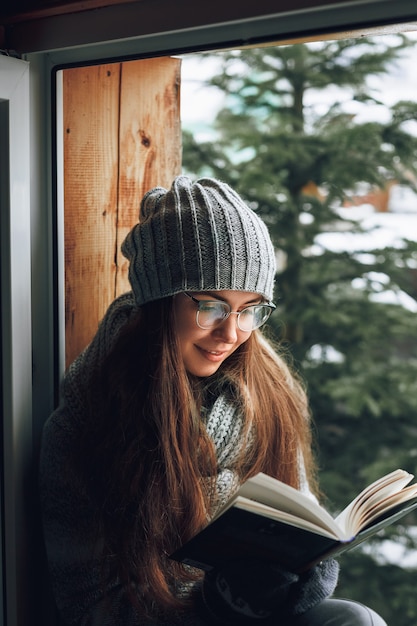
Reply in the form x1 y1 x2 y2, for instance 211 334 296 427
352 483 417 531
234 496 340 539
238 473 347 539
335 469 415 535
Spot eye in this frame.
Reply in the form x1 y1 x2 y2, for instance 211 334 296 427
239 306 255 318
199 301 224 313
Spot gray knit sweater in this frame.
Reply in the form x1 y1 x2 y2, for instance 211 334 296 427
39 292 338 626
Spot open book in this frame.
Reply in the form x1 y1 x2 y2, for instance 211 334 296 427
171 469 417 573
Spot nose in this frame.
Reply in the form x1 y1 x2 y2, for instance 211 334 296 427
212 313 240 342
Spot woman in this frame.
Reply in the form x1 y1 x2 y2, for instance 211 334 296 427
40 176 387 625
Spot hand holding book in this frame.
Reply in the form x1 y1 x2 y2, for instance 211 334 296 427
197 557 340 623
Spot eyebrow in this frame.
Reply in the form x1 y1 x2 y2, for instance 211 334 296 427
193 292 263 306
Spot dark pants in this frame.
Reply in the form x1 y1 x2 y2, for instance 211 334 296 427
87 596 388 625
287 599 387 625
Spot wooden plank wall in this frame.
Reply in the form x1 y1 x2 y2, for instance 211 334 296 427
63 56 181 367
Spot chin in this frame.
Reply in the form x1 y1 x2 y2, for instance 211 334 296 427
188 363 222 378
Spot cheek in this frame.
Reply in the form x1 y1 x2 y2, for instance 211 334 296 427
173 300 195 335
175 316 200 343
174 314 206 354
237 331 252 347
225 332 251 359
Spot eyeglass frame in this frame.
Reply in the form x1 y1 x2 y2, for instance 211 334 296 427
183 292 276 332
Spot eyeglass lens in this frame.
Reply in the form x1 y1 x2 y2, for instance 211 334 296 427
196 301 271 331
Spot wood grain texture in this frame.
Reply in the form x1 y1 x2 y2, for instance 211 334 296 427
63 57 181 366
116 56 181 291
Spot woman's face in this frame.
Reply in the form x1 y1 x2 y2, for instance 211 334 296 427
173 290 260 377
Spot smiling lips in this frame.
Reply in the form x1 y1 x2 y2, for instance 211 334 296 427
198 346 229 361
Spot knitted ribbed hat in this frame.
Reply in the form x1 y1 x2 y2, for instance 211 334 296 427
121 176 276 305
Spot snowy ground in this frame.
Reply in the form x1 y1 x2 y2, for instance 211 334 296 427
315 203 417 312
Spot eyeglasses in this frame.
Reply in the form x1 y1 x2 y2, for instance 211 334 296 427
183 292 275 332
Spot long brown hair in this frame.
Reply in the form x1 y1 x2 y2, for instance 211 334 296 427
78 295 317 616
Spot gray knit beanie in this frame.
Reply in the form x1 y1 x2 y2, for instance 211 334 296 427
121 176 276 305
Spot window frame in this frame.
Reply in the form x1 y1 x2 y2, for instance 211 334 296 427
1 3 415 626
0 54 32 626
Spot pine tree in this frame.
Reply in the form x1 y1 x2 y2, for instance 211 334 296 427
182 36 417 622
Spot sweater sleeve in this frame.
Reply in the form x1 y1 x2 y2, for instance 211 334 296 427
39 408 142 626
288 558 339 616
39 293 143 625
196 558 339 625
